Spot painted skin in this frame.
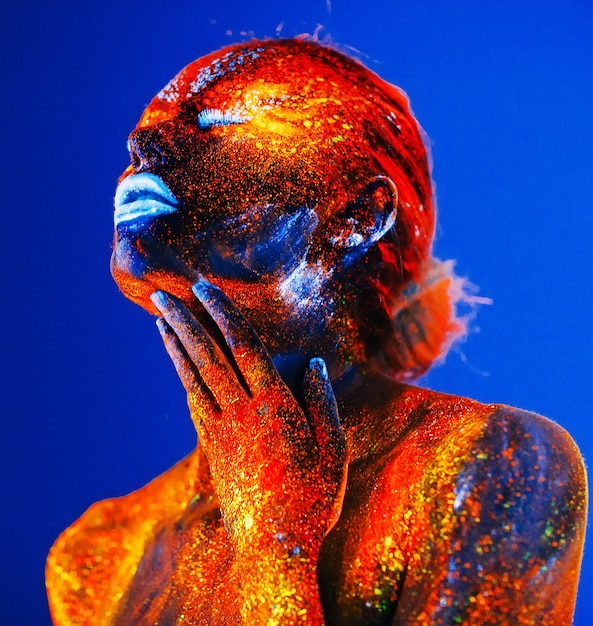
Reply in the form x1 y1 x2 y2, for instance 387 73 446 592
46 39 587 625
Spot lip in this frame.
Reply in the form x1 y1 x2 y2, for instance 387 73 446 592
114 173 178 226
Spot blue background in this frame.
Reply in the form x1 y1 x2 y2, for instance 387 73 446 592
2 1 591 623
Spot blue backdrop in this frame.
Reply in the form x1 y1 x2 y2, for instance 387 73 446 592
2 1 591 623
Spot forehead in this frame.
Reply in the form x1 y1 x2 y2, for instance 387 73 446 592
155 45 265 107
136 40 377 129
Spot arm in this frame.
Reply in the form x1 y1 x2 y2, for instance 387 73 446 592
151 282 348 624
394 407 587 625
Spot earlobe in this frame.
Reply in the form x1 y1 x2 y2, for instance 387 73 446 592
330 175 398 249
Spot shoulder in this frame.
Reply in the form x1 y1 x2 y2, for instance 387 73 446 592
392 388 588 497
434 403 587 594
391 401 587 623
428 402 587 530
481 404 584 460
382 391 588 573
463 404 587 505
46 448 212 625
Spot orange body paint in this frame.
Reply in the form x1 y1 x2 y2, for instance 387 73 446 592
47 39 587 625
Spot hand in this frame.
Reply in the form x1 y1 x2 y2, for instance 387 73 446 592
150 282 348 556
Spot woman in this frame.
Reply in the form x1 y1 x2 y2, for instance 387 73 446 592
47 38 587 625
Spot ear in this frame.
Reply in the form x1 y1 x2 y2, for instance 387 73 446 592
330 175 398 249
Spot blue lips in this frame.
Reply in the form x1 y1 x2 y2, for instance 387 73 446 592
114 173 178 226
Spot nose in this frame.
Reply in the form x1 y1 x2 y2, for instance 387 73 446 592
127 126 169 172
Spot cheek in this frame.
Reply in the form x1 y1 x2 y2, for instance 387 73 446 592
277 259 334 318
209 259 332 333
202 207 319 281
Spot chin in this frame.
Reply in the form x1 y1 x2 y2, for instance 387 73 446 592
110 241 195 315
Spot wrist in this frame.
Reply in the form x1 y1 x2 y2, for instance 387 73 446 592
234 539 324 624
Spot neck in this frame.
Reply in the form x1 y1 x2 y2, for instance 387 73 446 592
272 353 311 396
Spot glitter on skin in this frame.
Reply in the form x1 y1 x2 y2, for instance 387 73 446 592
46 39 587 625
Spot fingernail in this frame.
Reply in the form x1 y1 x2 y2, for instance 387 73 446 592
191 280 215 299
150 290 168 308
310 357 328 377
155 317 168 333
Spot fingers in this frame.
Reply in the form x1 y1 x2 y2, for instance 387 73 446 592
191 281 278 392
151 290 245 408
156 317 202 397
155 318 216 447
303 358 346 462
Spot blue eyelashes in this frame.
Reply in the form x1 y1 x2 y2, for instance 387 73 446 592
197 108 248 129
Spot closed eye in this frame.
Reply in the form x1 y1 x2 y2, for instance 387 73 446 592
197 108 248 129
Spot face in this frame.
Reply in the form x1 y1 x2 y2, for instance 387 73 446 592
112 42 356 362
111 39 434 370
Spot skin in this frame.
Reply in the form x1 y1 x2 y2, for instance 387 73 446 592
46 39 587 625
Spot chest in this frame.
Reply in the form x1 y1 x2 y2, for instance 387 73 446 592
317 452 427 625
114 455 424 626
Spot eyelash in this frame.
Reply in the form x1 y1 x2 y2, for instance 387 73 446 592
197 108 247 129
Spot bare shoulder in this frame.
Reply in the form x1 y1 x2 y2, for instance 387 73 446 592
453 403 588 527
352 383 587 524
321 386 587 624
388 386 587 494
479 403 586 471
417 396 588 548
391 395 588 624
46 447 213 625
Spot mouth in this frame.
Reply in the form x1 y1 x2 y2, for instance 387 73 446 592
114 173 178 226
